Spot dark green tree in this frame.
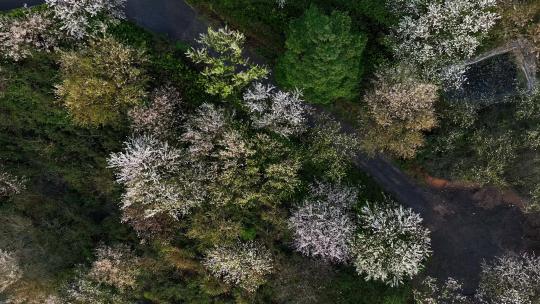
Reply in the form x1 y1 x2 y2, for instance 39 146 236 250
276 5 367 104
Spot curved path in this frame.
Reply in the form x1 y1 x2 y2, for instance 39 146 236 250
2 0 538 294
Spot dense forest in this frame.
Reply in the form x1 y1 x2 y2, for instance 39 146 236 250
0 0 539 303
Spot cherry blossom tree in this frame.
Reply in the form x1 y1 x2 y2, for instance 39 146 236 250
64 272 126 304
186 27 268 98
129 85 183 139
288 182 358 263
45 0 126 40
88 244 141 291
243 82 308 137
181 103 235 159
0 250 22 294
476 253 540 304
362 64 438 159
0 168 25 198
203 241 273 293
108 135 208 237
414 276 471 304
0 10 60 61
306 116 360 182
389 0 500 89
352 201 431 287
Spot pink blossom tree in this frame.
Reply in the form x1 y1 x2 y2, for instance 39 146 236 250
288 182 358 263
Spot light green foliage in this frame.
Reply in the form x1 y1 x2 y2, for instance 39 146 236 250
305 115 360 182
464 130 517 186
213 133 301 207
276 5 367 104
56 35 148 127
186 27 268 98
186 132 301 248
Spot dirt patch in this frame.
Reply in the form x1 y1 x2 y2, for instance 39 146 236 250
471 187 527 210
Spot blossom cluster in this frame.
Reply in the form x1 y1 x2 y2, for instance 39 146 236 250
352 201 431 287
243 82 308 137
129 86 183 139
0 0 126 61
390 0 499 89
366 65 438 131
476 253 540 304
288 182 358 263
414 276 471 304
108 135 206 221
203 241 274 293
0 168 25 198
45 0 126 39
88 244 141 291
0 249 22 293
0 10 59 61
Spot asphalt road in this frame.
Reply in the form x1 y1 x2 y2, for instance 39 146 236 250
0 0 43 10
0 0 208 44
1 0 537 294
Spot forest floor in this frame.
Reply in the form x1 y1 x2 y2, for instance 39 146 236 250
3 0 540 295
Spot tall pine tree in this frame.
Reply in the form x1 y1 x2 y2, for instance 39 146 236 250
276 5 367 104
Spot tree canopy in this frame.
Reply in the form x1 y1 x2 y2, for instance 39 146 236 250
276 5 367 104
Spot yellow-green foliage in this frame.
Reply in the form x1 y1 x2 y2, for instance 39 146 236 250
186 27 268 98
362 65 438 159
56 36 148 127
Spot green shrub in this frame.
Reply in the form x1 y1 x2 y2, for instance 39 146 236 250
276 5 367 104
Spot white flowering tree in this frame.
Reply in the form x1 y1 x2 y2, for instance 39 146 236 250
186 27 268 98
181 103 252 171
64 273 126 304
0 250 22 294
352 201 431 287
45 0 126 40
108 135 208 237
0 10 60 61
0 0 126 61
203 241 273 293
414 276 471 304
181 103 229 158
476 253 540 304
389 0 499 89
129 85 183 139
243 83 308 137
288 182 358 263
0 169 25 198
88 244 141 291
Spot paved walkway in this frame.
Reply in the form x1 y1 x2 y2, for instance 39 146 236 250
2 0 538 294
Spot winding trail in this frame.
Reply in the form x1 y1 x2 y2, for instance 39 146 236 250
2 0 539 294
